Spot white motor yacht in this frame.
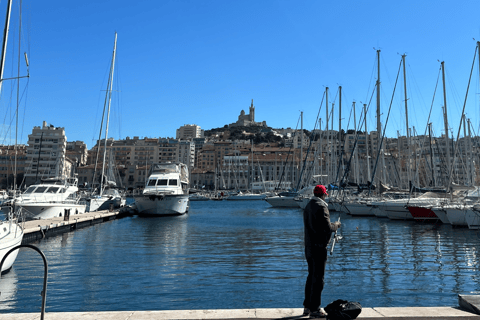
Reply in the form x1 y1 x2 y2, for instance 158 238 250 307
134 163 189 216
11 177 86 220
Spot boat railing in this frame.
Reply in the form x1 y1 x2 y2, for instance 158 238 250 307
143 190 175 196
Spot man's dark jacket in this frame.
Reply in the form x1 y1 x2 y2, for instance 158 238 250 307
303 196 339 249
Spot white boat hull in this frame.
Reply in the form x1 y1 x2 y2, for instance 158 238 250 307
227 194 266 200
88 196 123 212
0 223 23 273
445 207 468 227
135 194 189 216
466 208 480 229
17 202 87 220
265 196 299 207
430 207 450 224
384 204 413 220
343 202 374 216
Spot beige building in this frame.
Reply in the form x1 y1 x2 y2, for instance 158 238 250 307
24 121 68 186
176 124 204 140
66 141 88 166
0 145 27 189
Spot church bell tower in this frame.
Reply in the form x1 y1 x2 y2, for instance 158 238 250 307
249 99 255 122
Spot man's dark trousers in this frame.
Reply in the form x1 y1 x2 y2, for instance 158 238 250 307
303 246 328 311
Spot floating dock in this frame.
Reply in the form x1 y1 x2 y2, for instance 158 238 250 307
20 208 131 244
1 306 480 319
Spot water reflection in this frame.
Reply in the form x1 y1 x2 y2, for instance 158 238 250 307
2 201 480 313
0 268 18 311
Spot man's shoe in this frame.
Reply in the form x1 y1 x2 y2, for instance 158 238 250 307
309 308 327 318
303 308 310 316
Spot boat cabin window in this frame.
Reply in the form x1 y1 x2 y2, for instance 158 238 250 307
157 179 168 186
46 187 60 193
147 179 157 186
24 186 36 194
34 187 48 193
169 179 178 186
59 188 66 193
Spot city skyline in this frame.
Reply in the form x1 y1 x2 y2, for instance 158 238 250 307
0 1 479 147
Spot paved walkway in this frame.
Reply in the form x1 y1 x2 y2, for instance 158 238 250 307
1 307 480 319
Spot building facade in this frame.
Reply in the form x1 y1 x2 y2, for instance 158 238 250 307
24 121 68 186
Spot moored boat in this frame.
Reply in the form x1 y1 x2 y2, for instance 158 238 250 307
134 162 189 216
407 205 439 222
9 177 86 220
0 209 24 274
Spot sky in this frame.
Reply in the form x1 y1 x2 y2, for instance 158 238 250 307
1 0 480 148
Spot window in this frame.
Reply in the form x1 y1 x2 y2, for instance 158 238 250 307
147 179 157 186
169 179 178 186
46 187 60 193
24 186 36 194
34 187 48 193
157 179 168 186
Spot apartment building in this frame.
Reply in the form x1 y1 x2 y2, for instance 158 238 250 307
24 121 68 186
0 145 27 189
176 124 204 140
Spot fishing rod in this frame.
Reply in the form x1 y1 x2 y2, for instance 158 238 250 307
330 216 341 255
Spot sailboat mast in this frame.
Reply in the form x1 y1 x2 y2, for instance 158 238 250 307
376 50 381 188
364 104 370 183
462 115 469 185
300 111 303 188
325 87 329 182
338 86 342 180
353 102 359 184
100 32 118 195
0 0 12 94
402 54 411 190
441 61 451 187
428 123 436 187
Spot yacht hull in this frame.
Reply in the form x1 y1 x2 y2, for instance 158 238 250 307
17 202 86 220
265 196 299 207
466 208 480 229
407 206 439 221
88 197 122 212
343 202 374 216
445 207 468 227
135 194 189 216
0 223 23 273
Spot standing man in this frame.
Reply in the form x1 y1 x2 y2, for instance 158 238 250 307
303 185 341 318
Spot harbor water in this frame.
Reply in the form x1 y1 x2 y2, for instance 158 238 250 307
1 200 480 313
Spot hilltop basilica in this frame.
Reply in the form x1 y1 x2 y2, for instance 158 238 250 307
229 99 267 127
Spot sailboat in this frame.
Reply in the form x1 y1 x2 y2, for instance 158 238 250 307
85 33 125 212
0 0 24 273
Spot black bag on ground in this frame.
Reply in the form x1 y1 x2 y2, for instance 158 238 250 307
324 299 362 320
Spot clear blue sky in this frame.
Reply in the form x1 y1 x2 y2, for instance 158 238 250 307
1 0 480 148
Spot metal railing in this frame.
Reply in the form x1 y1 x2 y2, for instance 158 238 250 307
0 244 48 320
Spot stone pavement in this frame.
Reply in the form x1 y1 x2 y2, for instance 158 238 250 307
1 307 480 319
